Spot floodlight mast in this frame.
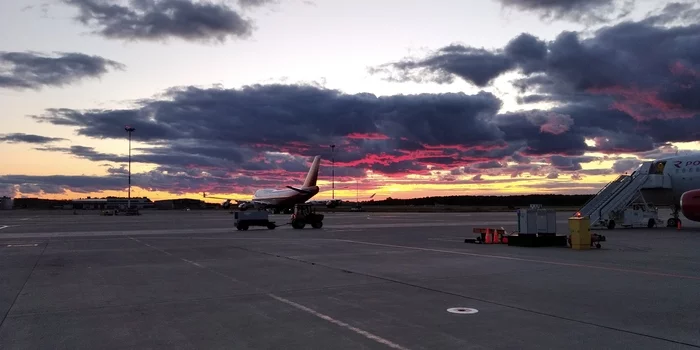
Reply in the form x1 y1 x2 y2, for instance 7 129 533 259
125 126 135 209
330 144 336 200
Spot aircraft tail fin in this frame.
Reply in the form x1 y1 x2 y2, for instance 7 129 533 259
303 155 321 187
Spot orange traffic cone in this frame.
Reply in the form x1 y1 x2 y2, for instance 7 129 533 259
677 220 681 230
485 228 492 243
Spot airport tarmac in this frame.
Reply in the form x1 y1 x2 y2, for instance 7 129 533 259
1 209 700 349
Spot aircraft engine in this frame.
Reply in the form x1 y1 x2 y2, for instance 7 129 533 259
680 189 700 222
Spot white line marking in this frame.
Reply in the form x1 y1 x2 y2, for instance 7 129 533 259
128 237 174 256
132 237 334 241
428 238 465 242
181 258 204 268
6 244 38 247
267 294 410 350
128 236 410 350
0 225 8 231
339 240 700 281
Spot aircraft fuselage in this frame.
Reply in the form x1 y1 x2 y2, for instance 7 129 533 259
251 186 320 208
648 153 700 207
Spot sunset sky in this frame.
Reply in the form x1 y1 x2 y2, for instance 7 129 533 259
1 0 700 202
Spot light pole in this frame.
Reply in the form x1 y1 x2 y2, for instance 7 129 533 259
125 125 135 209
330 144 335 200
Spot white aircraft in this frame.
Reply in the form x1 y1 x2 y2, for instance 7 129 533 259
203 155 321 213
642 152 700 226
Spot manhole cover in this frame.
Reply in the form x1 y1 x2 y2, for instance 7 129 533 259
447 307 478 314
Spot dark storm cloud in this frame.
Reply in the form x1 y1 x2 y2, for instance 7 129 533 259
37 144 308 174
375 16 700 115
106 165 129 175
23 75 679 196
496 0 635 24
33 142 363 194
0 145 310 196
369 33 547 87
0 51 124 90
474 160 504 169
586 130 655 153
549 155 600 171
63 0 253 43
0 174 125 194
636 143 679 160
369 46 515 87
492 110 591 155
1 184 18 198
643 2 700 26
33 84 511 175
0 168 290 197
0 133 65 144
238 0 278 8
510 152 531 164
501 163 546 178
612 158 642 173
375 14 700 154
30 81 671 189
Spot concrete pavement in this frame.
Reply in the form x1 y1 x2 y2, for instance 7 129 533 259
1 209 699 349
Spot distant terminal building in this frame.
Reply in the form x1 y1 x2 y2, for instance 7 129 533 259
154 198 209 210
12 198 71 209
1 196 13 210
72 197 154 210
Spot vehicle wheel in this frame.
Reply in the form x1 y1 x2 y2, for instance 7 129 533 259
267 223 276 229
292 221 305 229
647 218 655 228
311 221 323 229
596 243 602 249
667 218 677 227
241 224 249 231
607 220 616 230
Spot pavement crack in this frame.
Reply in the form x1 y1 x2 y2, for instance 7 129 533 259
127 236 411 350
0 240 49 330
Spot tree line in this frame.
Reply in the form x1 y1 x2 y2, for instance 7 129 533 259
365 194 594 207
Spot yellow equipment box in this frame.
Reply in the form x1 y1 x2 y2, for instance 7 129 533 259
569 216 591 250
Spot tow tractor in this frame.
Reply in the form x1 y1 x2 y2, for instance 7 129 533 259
234 210 276 231
233 204 324 231
291 203 324 229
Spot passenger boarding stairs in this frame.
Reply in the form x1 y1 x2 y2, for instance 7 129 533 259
577 161 671 229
